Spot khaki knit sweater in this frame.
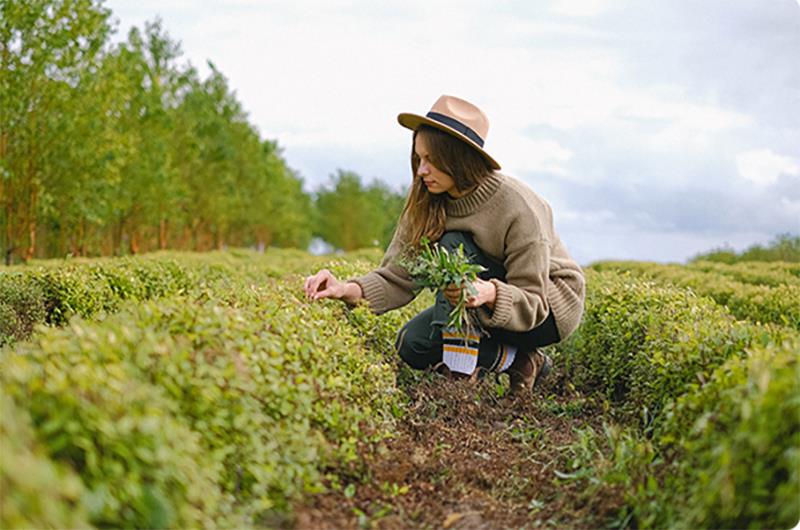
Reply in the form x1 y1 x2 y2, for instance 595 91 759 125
351 172 585 341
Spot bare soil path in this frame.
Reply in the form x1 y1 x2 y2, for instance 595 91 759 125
293 369 624 529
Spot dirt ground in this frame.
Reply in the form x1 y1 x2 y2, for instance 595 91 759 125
293 367 626 529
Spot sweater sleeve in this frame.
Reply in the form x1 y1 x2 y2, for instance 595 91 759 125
478 213 551 332
349 225 418 315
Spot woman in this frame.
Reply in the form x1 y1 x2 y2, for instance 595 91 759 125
304 95 585 394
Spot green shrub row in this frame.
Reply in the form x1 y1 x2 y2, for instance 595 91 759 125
688 259 800 287
3 319 222 528
1 251 426 528
0 257 199 346
0 249 389 348
554 270 799 528
555 269 797 426
648 338 800 528
591 261 800 330
558 339 799 530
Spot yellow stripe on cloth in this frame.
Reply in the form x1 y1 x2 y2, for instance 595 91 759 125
442 332 481 342
443 345 479 356
497 344 508 372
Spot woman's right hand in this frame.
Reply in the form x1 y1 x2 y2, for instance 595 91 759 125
303 269 363 304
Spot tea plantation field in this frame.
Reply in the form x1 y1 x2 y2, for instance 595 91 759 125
1 250 798 529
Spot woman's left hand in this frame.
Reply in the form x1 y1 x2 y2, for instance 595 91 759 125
443 278 496 309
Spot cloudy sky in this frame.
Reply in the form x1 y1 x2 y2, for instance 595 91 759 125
106 0 800 265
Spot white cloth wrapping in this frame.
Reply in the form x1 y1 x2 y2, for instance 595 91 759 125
442 328 479 374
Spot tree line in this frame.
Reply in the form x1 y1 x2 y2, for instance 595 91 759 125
690 234 800 264
1 0 405 265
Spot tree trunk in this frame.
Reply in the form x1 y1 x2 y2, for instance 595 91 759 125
78 218 86 256
24 184 37 261
159 217 168 249
191 218 201 250
23 88 41 261
2 172 13 264
24 216 36 260
129 229 140 255
113 216 123 256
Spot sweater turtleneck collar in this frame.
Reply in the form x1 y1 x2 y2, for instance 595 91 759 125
445 171 505 217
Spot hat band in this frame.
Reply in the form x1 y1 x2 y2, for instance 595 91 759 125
425 111 485 147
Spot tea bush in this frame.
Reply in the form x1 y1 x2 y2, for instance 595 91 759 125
319 257 433 359
591 261 800 330
554 270 796 425
553 268 799 528
0 274 46 346
574 338 800 530
2 322 222 528
4 249 796 529
0 249 430 528
0 393 89 529
0 249 357 346
651 338 800 528
688 260 800 287
0 257 202 345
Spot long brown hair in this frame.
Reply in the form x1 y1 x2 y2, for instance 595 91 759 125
399 125 495 248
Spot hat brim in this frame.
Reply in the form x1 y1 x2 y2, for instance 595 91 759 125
397 112 501 170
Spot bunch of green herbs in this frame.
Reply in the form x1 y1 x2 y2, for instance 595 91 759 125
399 237 486 339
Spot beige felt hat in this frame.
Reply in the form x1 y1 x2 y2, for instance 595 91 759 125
397 95 501 170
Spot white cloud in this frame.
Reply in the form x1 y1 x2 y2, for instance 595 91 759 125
549 0 617 18
781 197 800 218
736 149 800 187
493 136 573 176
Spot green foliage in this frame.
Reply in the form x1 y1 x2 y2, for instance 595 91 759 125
554 270 792 424
552 268 800 529
570 338 800 530
3 249 797 529
691 233 800 263
591 260 800 330
688 259 800 287
314 170 405 251
0 273 45 346
399 237 486 336
652 339 800 528
0 2 311 262
0 257 197 345
320 256 432 355
0 393 89 529
0 0 112 262
3 323 222 528
0 249 418 528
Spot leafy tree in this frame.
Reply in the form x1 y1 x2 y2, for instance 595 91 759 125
249 141 313 249
0 3 315 261
315 170 404 251
110 19 188 254
0 0 112 263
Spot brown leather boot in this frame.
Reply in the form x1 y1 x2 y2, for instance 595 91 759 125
507 349 552 395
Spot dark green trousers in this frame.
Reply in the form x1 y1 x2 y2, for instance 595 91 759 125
395 231 560 371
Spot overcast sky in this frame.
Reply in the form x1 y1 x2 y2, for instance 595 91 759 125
105 0 800 265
